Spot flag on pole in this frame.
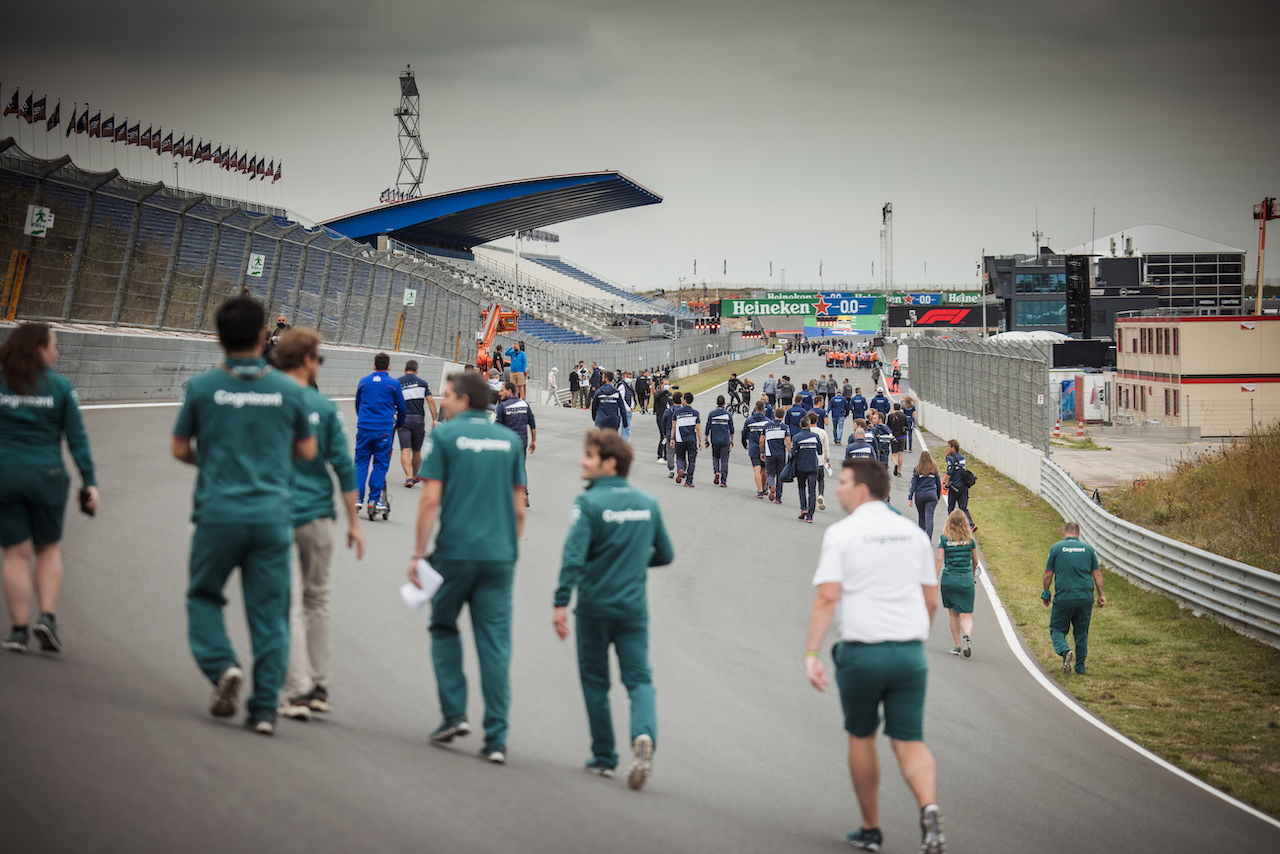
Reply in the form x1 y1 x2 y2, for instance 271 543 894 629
66 104 78 137
46 100 61 132
141 126 152 148
237 152 248 173
201 142 212 162
273 161 282 183
21 93 34 123
31 96 46 124
213 145 223 166
114 120 128 143
693 260 697 274
88 112 102 137
184 137 195 160
257 158 268 179
173 135 184 156
723 259 727 275
247 154 258 178
127 123 140 145
161 132 174 153
2 89 18 117
100 115 115 139
76 107 90 135
150 126 162 151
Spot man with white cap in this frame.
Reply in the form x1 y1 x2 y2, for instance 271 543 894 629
547 367 560 406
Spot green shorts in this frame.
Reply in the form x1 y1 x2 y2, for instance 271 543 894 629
940 572 975 614
833 640 928 741
0 465 70 548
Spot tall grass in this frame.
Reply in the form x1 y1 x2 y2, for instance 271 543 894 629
1103 423 1280 571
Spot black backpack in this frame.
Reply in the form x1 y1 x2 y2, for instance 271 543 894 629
961 469 977 488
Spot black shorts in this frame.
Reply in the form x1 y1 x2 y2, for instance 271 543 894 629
397 418 426 452
891 438 907 453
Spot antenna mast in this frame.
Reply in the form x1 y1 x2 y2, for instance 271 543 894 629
394 65 428 197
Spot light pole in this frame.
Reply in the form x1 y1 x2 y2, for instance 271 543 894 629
677 276 685 340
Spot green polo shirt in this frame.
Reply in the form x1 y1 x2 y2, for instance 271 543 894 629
1045 536 1100 602
291 385 357 528
417 408 526 563
0 368 96 486
554 475 675 620
173 357 312 526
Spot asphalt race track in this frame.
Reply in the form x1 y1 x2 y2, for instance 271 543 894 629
2 351 1277 853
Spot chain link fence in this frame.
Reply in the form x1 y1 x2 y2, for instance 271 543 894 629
909 337 1054 449
2 139 733 371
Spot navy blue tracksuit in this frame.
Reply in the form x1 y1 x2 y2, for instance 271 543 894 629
591 383 629 430
790 428 822 520
672 405 700 484
706 406 734 486
761 418 789 502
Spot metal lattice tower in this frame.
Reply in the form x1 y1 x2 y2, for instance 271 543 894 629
394 65 428 196
881 203 893 290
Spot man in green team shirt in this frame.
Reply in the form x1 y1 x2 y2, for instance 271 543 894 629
273 328 365 722
1042 521 1106 675
554 429 674 791
172 297 316 736
407 369 527 764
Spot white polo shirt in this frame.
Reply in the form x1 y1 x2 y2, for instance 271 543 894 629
813 501 937 643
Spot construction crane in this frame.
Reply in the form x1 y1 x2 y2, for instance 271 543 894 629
475 302 518 373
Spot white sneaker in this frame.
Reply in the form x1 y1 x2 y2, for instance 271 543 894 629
817 495 826 510
483 749 506 765
627 734 654 791
209 666 244 718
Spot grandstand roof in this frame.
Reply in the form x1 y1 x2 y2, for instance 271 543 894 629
321 171 662 252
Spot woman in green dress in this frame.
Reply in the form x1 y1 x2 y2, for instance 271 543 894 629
936 509 979 657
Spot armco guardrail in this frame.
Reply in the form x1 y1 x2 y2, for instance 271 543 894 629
1040 458 1280 649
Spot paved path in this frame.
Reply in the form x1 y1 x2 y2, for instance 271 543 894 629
2 352 1277 853
1049 431 1218 489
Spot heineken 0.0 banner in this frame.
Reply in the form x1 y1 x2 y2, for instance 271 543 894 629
723 294 885 317
762 292 980 306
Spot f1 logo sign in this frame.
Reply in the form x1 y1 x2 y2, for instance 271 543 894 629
916 309 969 325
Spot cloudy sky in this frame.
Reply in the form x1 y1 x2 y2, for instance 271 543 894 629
4 0 1278 292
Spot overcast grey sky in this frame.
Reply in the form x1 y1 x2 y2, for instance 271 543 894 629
4 0 1278 291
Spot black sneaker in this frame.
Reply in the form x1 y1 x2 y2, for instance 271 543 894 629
245 709 276 736
627 734 654 791
2 627 29 653
430 716 472 743
846 827 883 851
209 665 245 718
920 804 945 853
33 614 62 653
306 685 333 713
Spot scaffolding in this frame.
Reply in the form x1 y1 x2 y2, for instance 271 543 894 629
393 65 428 198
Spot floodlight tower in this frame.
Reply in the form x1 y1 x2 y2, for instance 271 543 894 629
394 65 428 197
881 203 893 291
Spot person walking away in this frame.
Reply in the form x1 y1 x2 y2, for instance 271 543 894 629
1042 522 1105 675
844 426 874 461
777 375 795 407
785 396 809 436
589 363 602 397
809 412 831 511
850 386 868 422
760 409 790 504
354 353 406 514
870 387 890 418
868 411 893 466
671 392 701 487
742 399 771 499
591 371 629 433
805 459 945 854
554 429 674 788
504 342 527 399
891 363 903 394
842 378 853 402
829 388 848 444
705 395 734 488
408 370 527 763
907 451 944 541
660 387 680 478
274 329 366 721
790 415 822 523
763 373 778 407
495 382 537 506
397 360 438 489
618 372 637 442
942 439 975 531
171 297 317 735
902 397 917 451
887 403 910 477
0 323 99 653
937 510 978 658
635 371 651 415
653 380 672 463
569 366 582 409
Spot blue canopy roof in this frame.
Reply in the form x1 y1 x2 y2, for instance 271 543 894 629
322 171 661 252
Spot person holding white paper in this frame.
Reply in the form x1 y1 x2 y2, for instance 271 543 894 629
407 370 527 765
554 430 673 791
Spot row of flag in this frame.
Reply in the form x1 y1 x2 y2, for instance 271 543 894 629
3 89 282 183
379 187 420 204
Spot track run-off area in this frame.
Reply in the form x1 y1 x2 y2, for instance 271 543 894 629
2 351 1277 854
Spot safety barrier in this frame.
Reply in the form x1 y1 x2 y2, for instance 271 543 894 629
1040 458 1280 650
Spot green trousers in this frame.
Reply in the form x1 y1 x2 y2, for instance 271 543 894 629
1049 598 1093 671
187 523 292 715
429 558 514 751
576 614 656 768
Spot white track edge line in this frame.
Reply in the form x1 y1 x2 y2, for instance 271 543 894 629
83 396 356 411
902 393 1280 831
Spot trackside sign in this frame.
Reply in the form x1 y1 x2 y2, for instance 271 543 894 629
724 295 885 317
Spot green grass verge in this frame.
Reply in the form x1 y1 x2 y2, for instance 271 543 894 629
933 440 1280 818
677 353 781 398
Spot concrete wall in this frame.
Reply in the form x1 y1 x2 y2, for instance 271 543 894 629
915 397 1044 494
0 324 464 403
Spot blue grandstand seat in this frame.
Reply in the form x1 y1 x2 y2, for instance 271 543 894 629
528 256 696 319
516 313 600 345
